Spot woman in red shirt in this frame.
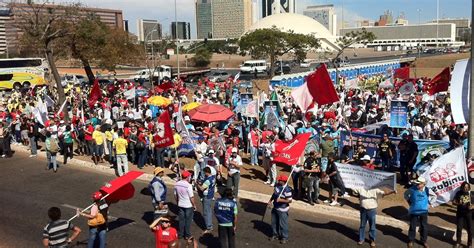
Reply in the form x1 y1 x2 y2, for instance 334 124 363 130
149 216 178 248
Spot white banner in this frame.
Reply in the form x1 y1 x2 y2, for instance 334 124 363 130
336 163 397 191
421 147 468 207
450 59 470 124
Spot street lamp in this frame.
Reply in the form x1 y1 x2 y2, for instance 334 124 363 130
174 0 180 79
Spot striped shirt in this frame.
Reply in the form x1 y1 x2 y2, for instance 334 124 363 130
43 219 74 247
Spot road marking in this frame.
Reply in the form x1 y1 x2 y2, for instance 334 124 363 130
61 204 136 225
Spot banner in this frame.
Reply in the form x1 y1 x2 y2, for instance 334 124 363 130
154 110 174 148
241 100 258 118
123 87 136 100
265 108 280 130
339 132 450 166
273 133 311 165
240 93 253 105
421 147 468 207
337 163 396 191
389 100 408 128
450 59 470 124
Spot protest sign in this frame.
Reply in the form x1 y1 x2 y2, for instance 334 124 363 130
390 100 408 128
240 93 253 105
421 147 468 207
337 163 396 191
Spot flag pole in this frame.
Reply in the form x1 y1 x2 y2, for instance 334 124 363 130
468 2 474 158
68 193 110 222
262 165 296 222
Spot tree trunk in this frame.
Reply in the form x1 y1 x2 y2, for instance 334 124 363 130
45 42 68 121
82 58 95 85
269 54 275 77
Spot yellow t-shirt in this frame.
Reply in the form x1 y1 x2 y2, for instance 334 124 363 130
113 138 128 155
105 131 113 141
92 130 104 145
170 133 182 149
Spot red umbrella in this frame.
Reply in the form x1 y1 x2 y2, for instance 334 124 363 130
100 171 144 204
189 104 234 123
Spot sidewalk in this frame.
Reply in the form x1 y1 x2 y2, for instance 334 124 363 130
13 143 467 243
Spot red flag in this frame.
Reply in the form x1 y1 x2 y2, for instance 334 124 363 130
425 67 451 95
157 82 173 92
307 64 339 105
394 67 410 80
100 171 144 204
88 79 101 108
273 133 311 165
154 110 174 148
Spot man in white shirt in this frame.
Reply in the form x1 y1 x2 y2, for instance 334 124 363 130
353 187 395 247
226 147 242 198
174 171 196 240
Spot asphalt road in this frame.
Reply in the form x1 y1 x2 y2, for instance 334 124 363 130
0 151 454 248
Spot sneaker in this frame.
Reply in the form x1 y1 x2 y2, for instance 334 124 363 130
264 181 270 185
29 154 37 158
269 236 278 241
370 241 376 247
1 155 5 158
280 239 288 244
358 240 364 245
330 201 340 206
341 192 350 198
314 200 320 204
269 183 275 187
423 243 429 248
309 201 314 206
202 229 213 235
407 242 414 248
323 200 330 204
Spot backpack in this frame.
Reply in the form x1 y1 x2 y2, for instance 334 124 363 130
49 139 59 153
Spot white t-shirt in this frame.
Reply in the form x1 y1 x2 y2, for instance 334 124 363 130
174 180 194 208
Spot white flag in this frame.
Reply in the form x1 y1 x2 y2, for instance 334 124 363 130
450 59 470 124
398 82 415 95
123 87 136 100
422 147 468 207
44 94 55 107
56 100 67 117
233 72 240 83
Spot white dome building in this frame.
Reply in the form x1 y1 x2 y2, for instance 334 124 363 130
247 13 339 51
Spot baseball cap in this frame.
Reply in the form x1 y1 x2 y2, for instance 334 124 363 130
184 116 190 121
232 148 238 153
92 191 103 201
208 149 215 154
361 155 371 161
181 170 191 179
154 167 165 175
276 174 289 182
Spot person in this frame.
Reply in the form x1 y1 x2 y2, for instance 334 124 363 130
77 191 109 248
404 177 430 248
226 147 242 198
261 135 276 186
149 216 178 248
92 125 104 165
214 188 238 248
325 153 347 206
43 207 81 248
399 134 419 185
353 188 395 247
62 125 74 164
268 174 292 244
361 155 377 170
45 131 60 172
303 151 321 205
113 131 128 176
174 170 196 241
320 133 335 172
377 133 393 171
452 182 472 248
196 167 216 234
248 126 260 166
150 167 168 218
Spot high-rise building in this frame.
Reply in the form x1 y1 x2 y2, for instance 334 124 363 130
262 0 295 18
171 22 191 40
137 19 162 42
123 20 129 32
303 5 337 36
251 0 258 24
435 18 471 41
0 8 10 55
375 10 393 26
212 0 252 38
196 0 213 39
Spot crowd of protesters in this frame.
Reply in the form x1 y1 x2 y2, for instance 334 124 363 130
0 66 467 248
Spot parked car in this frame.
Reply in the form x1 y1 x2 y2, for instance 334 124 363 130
208 71 231 82
274 65 291 75
61 74 87 87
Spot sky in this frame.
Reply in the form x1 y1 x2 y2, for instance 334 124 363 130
62 0 472 38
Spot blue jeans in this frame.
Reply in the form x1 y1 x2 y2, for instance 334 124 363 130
226 173 240 198
359 208 377 242
154 148 165 168
47 152 57 171
88 227 106 248
381 157 391 171
409 213 428 243
202 197 213 230
107 141 114 162
271 209 289 240
30 136 37 155
250 146 258 165
178 207 194 239
138 149 148 168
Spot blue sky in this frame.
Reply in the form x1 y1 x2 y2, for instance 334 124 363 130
68 0 471 38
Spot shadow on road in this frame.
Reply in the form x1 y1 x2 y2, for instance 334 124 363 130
377 224 406 242
296 220 359 242
108 217 135 232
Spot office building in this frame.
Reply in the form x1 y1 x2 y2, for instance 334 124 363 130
375 10 393 26
341 23 463 49
123 20 129 32
303 5 337 36
262 0 295 18
434 18 471 41
137 19 162 42
171 22 191 40
0 8 10 55
212 0 252 38
251 0 258 24
196 0 213 39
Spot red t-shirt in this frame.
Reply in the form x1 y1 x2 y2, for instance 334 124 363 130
85 125 94 141
363 163 376 170
154 227 178 248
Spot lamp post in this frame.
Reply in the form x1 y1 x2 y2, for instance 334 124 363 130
436 0 439 47
174 0 180 79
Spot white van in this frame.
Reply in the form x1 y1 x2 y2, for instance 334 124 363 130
240 60 268 74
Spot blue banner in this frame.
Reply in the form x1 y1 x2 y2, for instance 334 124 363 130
339 132 449 167
240 93 253 105
390 101 408 128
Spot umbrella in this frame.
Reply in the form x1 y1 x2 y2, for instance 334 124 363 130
147 96 171 107
189 104 234 123
182 102 201 112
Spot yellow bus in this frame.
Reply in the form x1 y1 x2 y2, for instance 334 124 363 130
0 58 48 89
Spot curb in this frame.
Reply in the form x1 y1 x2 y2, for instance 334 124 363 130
13 144 466 242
